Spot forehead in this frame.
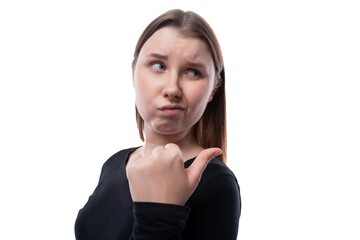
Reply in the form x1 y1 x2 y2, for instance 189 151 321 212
139 27 212 61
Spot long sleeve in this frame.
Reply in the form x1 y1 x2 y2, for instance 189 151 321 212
129 162 241 240
129 202 190 240
75 150 241 240
182 173 241 239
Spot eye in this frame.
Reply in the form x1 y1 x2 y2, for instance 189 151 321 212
151 62 166 71
185 69 202 79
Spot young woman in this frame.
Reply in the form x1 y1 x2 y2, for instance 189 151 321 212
75 9 241 239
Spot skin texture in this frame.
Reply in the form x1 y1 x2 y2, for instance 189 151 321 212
126 27 222 205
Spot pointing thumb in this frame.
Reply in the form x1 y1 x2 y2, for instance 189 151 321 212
187 147 222 189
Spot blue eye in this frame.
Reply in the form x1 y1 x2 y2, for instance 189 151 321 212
185 69 201 79
151 62 166 71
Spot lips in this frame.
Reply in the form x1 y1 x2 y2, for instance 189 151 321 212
158 105 185 116
159 105 185 111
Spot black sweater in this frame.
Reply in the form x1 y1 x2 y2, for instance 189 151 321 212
75 147 241 239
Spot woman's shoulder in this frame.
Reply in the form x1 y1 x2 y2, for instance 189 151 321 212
203 157 238 183
101 147 139 171
185 156 238 186
186 156 241 207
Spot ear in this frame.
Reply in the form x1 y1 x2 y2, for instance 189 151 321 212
208 92 214 102
208 75 221 102
208 86 217 102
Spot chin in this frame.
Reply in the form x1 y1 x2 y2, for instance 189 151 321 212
157 128 181 135
154 125 185 135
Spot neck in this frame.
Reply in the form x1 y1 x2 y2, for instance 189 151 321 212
140 131 203 161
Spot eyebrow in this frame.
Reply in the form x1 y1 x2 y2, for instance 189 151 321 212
185 61 206 70
146 53 168 60
146 53 207 70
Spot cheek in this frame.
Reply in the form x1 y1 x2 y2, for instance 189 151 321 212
134 68 147 95
134 70 156 111
187 85 213 112
134 84 147 108
134 65 160 91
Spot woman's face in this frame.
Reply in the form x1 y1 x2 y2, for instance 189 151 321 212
133 27 216 139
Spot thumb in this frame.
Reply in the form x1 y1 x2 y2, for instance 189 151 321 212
187 148 222 188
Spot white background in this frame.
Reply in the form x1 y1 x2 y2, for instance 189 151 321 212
1 0 359 239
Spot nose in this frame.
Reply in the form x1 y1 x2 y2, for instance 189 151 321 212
162 72 182 99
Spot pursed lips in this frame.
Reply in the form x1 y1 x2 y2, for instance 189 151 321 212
158 105 185 116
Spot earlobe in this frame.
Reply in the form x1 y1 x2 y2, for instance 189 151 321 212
208 93 214 102
208 75 221 102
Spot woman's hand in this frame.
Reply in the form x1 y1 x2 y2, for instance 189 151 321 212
126 143 222 206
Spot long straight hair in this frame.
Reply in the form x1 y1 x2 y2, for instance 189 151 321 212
131 9 227 162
